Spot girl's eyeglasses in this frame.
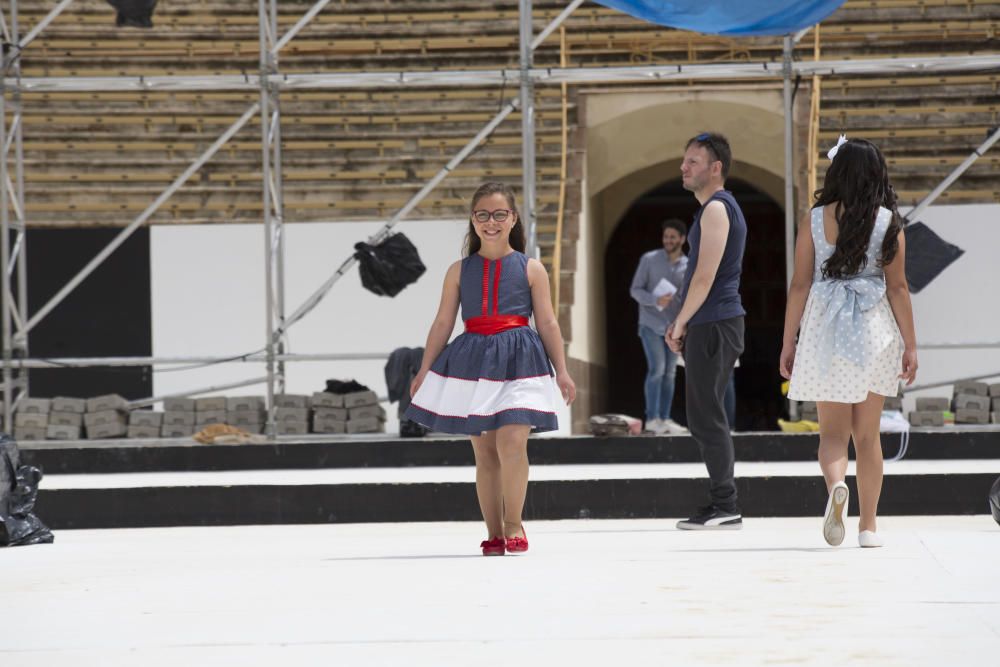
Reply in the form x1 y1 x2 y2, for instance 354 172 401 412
472 209 514 223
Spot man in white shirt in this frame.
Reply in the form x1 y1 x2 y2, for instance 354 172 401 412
630 219 690 435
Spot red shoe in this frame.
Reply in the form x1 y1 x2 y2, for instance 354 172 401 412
505 527 528 554
480 536 506 556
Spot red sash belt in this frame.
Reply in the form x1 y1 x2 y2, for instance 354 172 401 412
464 315 529 335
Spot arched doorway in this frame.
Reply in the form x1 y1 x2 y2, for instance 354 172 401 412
603 177 787 431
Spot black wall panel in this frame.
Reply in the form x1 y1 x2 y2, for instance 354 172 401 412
22 227 152 400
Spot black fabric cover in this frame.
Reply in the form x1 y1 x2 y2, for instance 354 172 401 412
106 0 158 27
353 233 426 298
325 379 370 395
0 434 54 547
903 221 965 294
990 476 1000 527
384 347 429 437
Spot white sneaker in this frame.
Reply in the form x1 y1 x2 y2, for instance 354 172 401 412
858 530 884 548
661 419 689 435
644 418 663 434
822 480 849 546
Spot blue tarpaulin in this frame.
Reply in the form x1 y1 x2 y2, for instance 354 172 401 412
593 1 846 37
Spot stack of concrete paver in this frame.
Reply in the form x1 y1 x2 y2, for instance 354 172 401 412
993 383 1000 425
273 394 310 435
226 396 265 433
128 408 163 438
49 397 86 440
952 381 991 425
13 398 52 441
311 390 385 434
195 397 228 431
909 396 949 426
162 397 196 438
84 394 128 439
311 392 348 434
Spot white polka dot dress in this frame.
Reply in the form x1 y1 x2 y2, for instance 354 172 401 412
788 206 904 404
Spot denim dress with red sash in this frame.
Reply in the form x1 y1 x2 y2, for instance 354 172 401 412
405 251 560 434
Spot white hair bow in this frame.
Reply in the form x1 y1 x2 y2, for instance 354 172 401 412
827 134 848 160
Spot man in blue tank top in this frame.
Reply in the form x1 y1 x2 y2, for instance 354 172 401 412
667 132 747 530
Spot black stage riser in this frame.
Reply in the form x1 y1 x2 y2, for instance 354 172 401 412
21 431 1000 474
37 474 997 529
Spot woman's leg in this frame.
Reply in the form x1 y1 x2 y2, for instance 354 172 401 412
817 401 852 490
851 392 886 533
496 423 532 538
470 431 503 538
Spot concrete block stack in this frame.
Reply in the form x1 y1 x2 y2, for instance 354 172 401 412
195 397 228 431
13 398 52 441
343 390 386 434
990 382 1000 424
909 396 948 427
274 394 310 435
162 397 196 438
48 397 86 440
311 392 347 434
226 396 265 434
84 394 128 439
128 410 163 438
953 381 990 425
883 396 903 412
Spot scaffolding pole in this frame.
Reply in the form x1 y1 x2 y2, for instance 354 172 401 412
259 0 278 438
269 0 288 399
0 0 30 432
520 0 537 258
13 55 1000 93
782 35 796 291
13 352 393 368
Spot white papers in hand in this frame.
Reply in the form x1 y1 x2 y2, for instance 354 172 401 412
652 277 677 311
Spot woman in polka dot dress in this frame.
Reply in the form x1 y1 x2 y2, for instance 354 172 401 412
780 138 918 549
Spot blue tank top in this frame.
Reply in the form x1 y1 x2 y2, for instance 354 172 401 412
680 190 747 325
458 251 533 321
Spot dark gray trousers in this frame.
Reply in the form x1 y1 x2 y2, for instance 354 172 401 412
684 316 745 512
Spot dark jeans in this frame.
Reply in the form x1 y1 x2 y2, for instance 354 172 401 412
684 316 745 512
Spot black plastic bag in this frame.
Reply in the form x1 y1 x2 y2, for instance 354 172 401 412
106 0 158 27
903 221 964 294
0 435 54 547
325 379 370 395
353 233 426 298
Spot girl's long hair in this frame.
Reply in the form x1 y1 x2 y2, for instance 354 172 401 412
813 138 902 279
464 182 526 256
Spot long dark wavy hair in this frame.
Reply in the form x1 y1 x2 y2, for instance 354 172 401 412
464 181 526 256
814 138 902 279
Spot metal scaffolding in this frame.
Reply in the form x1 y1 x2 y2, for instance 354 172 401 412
1 0 998 439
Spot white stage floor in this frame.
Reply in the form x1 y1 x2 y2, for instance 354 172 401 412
40 458 1000 489
2 517 998 666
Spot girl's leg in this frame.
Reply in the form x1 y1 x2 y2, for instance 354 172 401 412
496 424 532 538
817 401 852 490
851 392 886 533
470 432 503 538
